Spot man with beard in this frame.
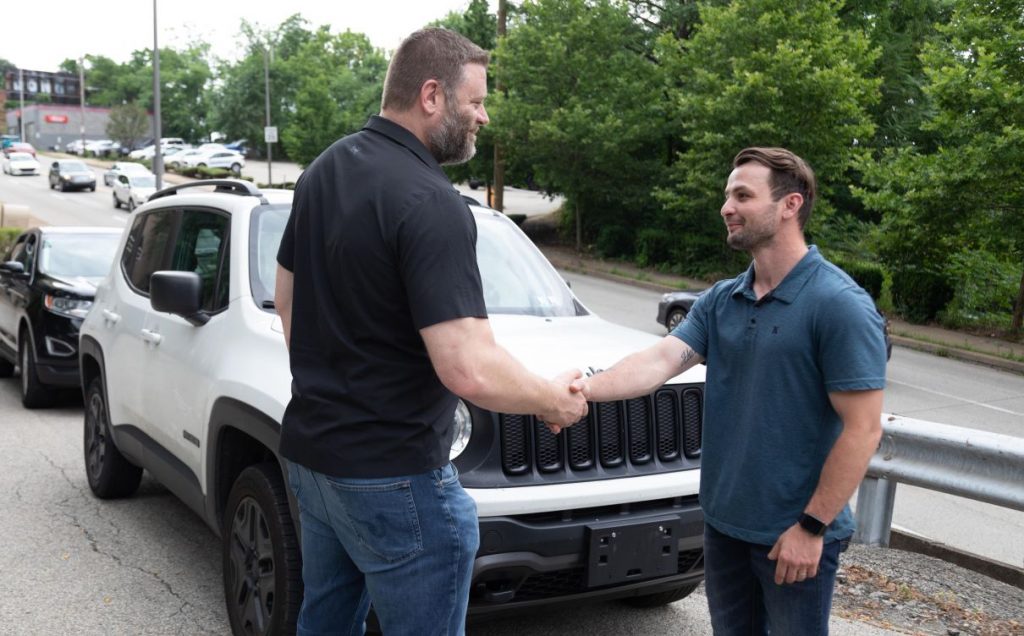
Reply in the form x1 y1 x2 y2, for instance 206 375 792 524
274 28 588 635
576 148 887 635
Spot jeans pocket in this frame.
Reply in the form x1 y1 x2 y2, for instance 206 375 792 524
326 479 423 565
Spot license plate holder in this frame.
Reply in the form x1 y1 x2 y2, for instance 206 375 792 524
585 516 681 587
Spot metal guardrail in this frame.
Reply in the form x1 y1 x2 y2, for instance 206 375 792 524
853 415 1024 546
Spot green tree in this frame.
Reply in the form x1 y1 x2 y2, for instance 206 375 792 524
656 0 879 272
105 102 150 150
280 29 386 166
858 0 1024 331
494 0 667 252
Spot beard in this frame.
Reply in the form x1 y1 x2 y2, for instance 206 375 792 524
428 103 477 166
725 204 779 252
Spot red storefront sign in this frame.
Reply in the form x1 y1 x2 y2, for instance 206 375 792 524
44 115 69 124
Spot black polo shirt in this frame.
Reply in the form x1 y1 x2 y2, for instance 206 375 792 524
276 115 487 478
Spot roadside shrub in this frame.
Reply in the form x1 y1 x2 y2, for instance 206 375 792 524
595 225 633 259
938 249 1016 330
634 228 673 268
0 227 22 256
890 266 954 323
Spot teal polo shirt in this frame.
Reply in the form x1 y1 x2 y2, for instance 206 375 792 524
672 246 887 545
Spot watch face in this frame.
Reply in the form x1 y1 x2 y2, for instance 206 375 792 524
799 513 827 536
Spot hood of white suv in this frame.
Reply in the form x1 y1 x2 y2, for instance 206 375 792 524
489 314 705 384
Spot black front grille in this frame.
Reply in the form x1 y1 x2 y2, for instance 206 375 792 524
499 385 703 477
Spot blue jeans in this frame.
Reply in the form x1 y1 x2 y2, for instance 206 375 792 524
703 523 845 636
285 461 479 636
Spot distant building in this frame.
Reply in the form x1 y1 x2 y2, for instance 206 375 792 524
3 69 154 150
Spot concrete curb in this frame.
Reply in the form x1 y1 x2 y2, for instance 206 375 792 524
889 528 1024 590
890 335 1024 376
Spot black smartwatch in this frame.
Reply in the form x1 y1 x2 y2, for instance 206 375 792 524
797 513 828 537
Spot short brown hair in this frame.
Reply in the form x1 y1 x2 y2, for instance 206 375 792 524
381 28 490 112
733 147 817 228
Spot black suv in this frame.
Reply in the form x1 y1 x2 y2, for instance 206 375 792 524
48 160 97 192
0 227 122 407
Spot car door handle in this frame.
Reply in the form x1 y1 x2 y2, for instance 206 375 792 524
102 309 121 325
140 329 162 345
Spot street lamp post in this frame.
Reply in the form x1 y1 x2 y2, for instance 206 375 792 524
18 68 25 142
152 0 163 190
264 46 273 186
78 60 86 153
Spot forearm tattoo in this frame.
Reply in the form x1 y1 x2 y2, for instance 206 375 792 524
679 347 697 368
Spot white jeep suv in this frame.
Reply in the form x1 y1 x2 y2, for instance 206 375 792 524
79 180 707 635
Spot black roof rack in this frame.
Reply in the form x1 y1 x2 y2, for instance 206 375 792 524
148 179 268 205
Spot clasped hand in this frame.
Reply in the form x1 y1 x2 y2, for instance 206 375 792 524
538 369 590 434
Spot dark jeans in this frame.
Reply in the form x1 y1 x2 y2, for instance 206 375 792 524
286 461 479 636
704 523 845 635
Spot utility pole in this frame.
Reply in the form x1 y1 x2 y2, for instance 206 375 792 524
18 68 25 142
492 0 508 212
264 45 273 186
152 0 164 190
78 61 86 153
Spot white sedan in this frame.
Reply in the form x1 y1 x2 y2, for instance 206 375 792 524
2 152 40 176
180 150 246 173
112 173 157 212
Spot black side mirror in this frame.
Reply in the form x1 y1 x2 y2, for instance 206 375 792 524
0 261 26 276
150 271 209 326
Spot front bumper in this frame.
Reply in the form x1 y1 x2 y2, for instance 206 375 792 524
469 496 704 613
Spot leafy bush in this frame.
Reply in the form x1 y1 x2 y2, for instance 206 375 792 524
595 225 633 259
0 227 22 257
938 250 1017 330
634 228 673 268
890 265 953 323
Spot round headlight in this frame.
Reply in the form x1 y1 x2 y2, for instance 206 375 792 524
449 400 473 460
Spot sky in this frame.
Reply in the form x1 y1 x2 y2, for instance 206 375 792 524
4 0 496 72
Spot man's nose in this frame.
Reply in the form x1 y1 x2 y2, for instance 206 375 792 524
478 105 490 126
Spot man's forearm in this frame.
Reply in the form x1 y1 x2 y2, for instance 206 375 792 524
587 338 702 403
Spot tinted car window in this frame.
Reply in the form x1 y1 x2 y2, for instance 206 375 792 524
122 211 176 294
38 233 122 279
170 210 229 312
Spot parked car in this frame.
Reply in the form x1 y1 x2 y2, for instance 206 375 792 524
3 141 36 158
79 180 707 634
128 143 186 161
656 290 705 331
102 161 152 187
65 139 87 155
2 152 40 176
180 149 245 173
224 138 249 156
164 148 206 169
112 173 157 211
48 160 96 192
85 139 121 157
0 227 123 408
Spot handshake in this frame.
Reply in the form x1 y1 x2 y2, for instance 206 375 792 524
538 369 592 434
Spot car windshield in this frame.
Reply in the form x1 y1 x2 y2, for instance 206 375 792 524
249 205 583 317
129 176 156 188
10 153 33 162
38 233 122 279
62 161 88 171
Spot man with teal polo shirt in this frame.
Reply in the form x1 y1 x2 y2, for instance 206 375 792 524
578 147 887 634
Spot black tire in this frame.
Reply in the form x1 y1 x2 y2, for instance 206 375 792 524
198 162 207 168
19 334 54 409
128 198 136 212
223 463 302 636
666 308 687 331
113 193 121 209
621 582 699 608
230 163 241 174
83 376 143 498
89 185 96 192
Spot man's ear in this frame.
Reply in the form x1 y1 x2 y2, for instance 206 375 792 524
419 79 443 117
781 193 803 219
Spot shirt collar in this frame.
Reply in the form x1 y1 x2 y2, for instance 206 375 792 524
363 115 445 176
731 245 823 304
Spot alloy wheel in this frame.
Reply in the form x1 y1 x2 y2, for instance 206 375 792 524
227 496 277 635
